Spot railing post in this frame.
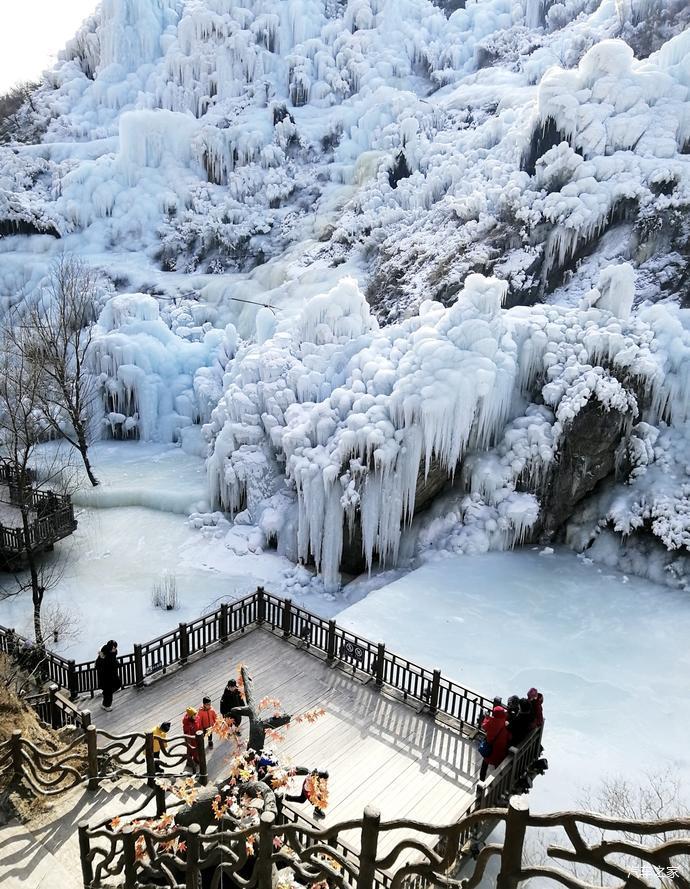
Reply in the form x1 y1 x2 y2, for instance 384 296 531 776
145 732 156 788
282 598 292 638
428 669 441 716
179 623 189 665
155 781 167 816
48 683 60 729
86 725 99 791
326 619 337 661
80 709 92 733
11 730 23 780
67 659 79 700
508 746 520 793
186 823 201 889
196 730 208 786
256 810 276 889
375 643 385 687
496 797 529 889
122 825 137 886
220 602 229 642
357 806 381 889
134 644 144 688
257 585 265 625
79 821 94 888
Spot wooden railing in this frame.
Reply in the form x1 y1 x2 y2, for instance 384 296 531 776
1 723 209 797
76 793 690 889
0 470 77 556
25 684 92 731
2 588 493 726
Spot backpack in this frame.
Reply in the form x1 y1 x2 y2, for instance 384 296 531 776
478 738 493 758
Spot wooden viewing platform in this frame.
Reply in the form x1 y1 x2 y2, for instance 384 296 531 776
0 462 77 568
0 591 551 889
92 627 480 860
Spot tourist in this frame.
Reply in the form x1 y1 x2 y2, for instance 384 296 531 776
508 698 533 746
506 695 520 720
197 696 218 749
183 707 201 772
479 704 510 781
527 687 544 728
96 640 121 711
285 768 329 820
220 678 244 729
152 721 171 773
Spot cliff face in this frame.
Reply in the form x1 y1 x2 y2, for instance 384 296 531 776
2 0 690 589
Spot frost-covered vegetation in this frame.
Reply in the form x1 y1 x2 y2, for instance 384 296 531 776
2 0 690 591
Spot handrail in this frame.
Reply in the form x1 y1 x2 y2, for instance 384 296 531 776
1 588 494 726
77 789 690 889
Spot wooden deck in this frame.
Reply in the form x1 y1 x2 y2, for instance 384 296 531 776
88 627 480 859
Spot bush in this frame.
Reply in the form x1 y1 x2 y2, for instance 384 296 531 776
151 574 179 611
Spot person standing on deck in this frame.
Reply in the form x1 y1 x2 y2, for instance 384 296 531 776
220 679 244 730
527 687 544 729
152 721 171 773
197 697 217 749
508 698 533 747
183 707 201 772
96 640 121 711
479 704 511 781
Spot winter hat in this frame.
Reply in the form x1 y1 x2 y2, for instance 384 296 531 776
160 721 171 731
202 697 212 704
228 679 237 687
186 707 197 717
527 688 539 700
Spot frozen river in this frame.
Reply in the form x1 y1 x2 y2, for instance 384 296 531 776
339 550 690 810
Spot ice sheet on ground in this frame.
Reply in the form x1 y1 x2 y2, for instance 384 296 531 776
338 549 690 808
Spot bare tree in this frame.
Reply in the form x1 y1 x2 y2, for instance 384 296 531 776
0 329 79 642
15 256 101 486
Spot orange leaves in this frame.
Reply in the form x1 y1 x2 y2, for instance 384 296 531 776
258 696 282 715
264 727 286 744
109 816 122 830
160 776 198 805
304 774 330 811
212 794 230 821
293 707 326 726
245 832 257 856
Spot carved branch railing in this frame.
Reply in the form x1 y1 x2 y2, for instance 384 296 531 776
3 726 208 797
77 797 690 889
1 588 494 727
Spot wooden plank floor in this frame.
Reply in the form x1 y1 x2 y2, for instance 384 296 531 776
87 628 480 861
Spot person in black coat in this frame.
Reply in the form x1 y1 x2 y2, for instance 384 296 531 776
219 679 244 728
96 640 121 711
508 697 533 747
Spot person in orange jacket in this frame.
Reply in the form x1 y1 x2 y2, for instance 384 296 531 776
197 696 218 750
182 707 201 771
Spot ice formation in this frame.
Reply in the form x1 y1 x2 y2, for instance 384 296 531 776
2 0 690 589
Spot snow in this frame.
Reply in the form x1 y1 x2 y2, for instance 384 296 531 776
0 441 339 659
338 549 690 808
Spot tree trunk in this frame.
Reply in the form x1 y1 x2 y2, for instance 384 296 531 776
76 423 99 486
31 565 43 644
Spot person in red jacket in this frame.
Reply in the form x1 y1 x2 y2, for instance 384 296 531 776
182 707 201 772
479 704 511 781
197 696 218 750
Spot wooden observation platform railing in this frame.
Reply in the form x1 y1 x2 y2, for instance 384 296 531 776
0 460 78 566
